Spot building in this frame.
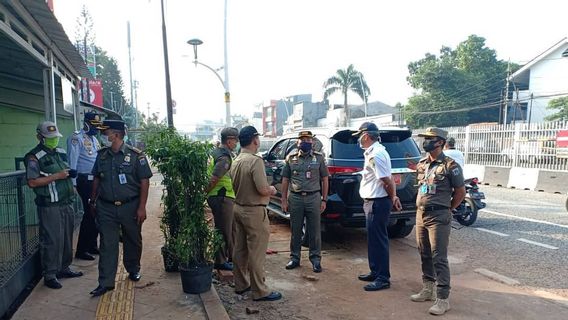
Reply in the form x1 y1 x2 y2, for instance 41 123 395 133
286 100 328 132
509 37 568 123
262 94 310 137
188 120 224 142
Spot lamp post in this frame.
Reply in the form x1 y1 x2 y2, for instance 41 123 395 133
188 38 231 126
161 0 174 128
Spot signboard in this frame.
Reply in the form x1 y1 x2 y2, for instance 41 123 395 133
79 79 103 107
555 130 568 158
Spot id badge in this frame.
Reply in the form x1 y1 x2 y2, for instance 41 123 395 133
118 173 127 185
87 174 94 181
305 171 312 179
428 184 437 195
420 184 428 194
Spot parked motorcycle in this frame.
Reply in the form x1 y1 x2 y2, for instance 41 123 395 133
453 177 486 226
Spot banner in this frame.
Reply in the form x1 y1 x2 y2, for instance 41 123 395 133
79 78 103 107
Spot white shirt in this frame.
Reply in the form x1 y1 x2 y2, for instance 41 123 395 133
359 141 392 199
444 149 464 169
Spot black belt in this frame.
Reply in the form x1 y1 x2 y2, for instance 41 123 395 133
290 190 320 196
364 196 389 201
235 202 266 207
99 196 139 206
418 205 449 212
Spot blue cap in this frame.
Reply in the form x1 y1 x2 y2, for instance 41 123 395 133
238 126 260 140
101 119 126 131
352 122 379 136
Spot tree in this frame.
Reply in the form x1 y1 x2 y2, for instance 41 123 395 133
323 64 370 126
545 96 568 121
405 35 515 128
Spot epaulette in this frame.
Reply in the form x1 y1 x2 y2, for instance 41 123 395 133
72 130 80 135
126 145 142 154
313 151 323 156
97 147 109 153
418 157 429 163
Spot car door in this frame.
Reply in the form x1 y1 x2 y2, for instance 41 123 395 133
264 139 292 205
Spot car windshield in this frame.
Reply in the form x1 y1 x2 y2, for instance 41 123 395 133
331 130 421 169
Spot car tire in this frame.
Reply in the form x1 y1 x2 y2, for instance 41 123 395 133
387 221 414 238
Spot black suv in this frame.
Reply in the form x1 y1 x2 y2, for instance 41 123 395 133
263 127 421 238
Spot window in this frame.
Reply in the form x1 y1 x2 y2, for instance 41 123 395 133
269 139 289 160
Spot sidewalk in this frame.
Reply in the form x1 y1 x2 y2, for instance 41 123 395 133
11 173 228 320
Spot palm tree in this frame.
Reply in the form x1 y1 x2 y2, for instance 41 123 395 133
323 64 371 126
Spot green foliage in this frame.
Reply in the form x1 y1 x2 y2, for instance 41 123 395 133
405 35 516 128
545 97 568 121
323 64 370 126
145 128 222 266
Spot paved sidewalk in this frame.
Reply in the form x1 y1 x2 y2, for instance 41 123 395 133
12 174 228 320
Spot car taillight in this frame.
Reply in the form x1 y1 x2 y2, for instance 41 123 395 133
324 213 341 219
328 166 360 174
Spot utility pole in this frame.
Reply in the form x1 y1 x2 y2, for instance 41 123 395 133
503 60 511 124
528 93 534 126
161 0 174 128
223 0 231 126
127 21 137 127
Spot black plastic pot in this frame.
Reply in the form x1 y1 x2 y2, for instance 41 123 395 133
179 263 213 294
161 246 179 272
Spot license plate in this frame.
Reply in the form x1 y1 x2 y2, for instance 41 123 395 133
471 192 485 199
393 174 402 185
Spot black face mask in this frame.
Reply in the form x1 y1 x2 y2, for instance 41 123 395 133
422 140 439 152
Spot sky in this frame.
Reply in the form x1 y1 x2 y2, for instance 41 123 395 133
53 0 568 132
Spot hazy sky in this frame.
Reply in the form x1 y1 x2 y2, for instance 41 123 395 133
53 0 567 131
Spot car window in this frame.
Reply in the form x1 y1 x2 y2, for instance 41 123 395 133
269 139 289 160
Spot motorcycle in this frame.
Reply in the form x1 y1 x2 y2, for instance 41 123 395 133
453 177 486 226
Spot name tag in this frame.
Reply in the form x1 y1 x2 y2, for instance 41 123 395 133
118 173 127 185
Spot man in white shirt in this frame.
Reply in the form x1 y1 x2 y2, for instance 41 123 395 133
353 122 402 291
443 137 464 169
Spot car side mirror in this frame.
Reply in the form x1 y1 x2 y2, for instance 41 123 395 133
264 153 276 161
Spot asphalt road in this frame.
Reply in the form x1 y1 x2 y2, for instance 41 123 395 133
439 185 568 297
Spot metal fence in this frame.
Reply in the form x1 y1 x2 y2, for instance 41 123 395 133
413 121 568 172
0 170 83 317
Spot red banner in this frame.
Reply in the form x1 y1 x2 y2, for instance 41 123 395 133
89 79 103 107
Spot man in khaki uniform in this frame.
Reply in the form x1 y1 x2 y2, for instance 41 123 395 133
281 130 329 273
411 127 465 315
230 126 282 302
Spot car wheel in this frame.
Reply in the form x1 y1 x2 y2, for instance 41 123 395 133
387 221 414 238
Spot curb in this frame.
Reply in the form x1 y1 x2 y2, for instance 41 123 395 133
474 268 520 286
200 285 230 320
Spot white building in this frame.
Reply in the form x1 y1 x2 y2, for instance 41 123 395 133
510 37 568 123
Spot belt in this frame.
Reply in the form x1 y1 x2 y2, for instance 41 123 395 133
99 196 139 206
418 204 449 212
290 190 320 196
235 202 267 207
364 196 389 201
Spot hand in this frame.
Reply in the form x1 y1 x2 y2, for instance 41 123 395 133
320 201 327 213
269 186 277 196
392 196 402 211
281 199 288 213
55 169 69 180
136 207 147 225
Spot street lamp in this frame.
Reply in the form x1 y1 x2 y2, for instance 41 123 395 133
188 38 231 126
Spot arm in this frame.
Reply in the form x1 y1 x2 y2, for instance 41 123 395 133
451 186 466 210
281 177 289 212
380 176 402 211
67 135 80 185
320 175 329 213
136 178 150 225
205 156 230 193
89 177 100 217
375 153 402 211
251 158 276 196
448 162 466 210
26 156 69 188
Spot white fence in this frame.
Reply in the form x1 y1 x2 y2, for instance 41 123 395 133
413 121 568 172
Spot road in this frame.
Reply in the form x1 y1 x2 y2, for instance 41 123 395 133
215 186 568 319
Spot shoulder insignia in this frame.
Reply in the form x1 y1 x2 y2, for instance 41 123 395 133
56 148 66 154
451 167 461 176
35 150 47 160
126 145 142 154
418 157 428 163
72 131 80 136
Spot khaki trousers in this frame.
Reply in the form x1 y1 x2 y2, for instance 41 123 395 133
232 204 270 299
37 204 75 279
207 196 235 265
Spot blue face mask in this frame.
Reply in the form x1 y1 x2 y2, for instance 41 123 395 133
299 141 312 153
84 122 98 136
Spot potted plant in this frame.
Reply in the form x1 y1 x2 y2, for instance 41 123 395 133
145 128 221 292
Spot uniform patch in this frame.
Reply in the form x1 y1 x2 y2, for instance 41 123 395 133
28 159 39 171
71 138 79 145
139 157 147 166
452 167 460 176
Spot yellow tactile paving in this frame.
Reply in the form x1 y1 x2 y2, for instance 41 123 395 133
95 249 135 320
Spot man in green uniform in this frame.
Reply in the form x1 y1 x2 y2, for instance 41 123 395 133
206 127 239 271
411 127 465 315
89 118 153 297
231 126 282 302
281 130 329 273
25 121 83 289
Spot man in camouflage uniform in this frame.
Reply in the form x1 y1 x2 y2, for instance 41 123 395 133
25 121 83 289
281 130 329 273
206 127 239 271
89 118 153 297
411 127 465 315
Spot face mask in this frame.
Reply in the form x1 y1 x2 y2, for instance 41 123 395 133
358 135 366 150
43 137 59 149
84 122 98 136
101 135 113 147
299 141 312 153
422 139 439 152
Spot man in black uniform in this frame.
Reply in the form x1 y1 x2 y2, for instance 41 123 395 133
411 127 465 315
89 118 153 297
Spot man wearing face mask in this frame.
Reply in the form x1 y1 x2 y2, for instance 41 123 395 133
206 127 239 271
353 122 402 292
411 128 465 316
67 112 104 261
281 131 329 273
89 118 153 297
25 121 84 289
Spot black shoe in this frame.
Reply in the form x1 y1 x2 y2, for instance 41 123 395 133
75 252 95 261
253 291 282 301
235 286 251 295
358 272 377 282
312 261 322 273
214 262 233 271
57 269 83 278
364 281 391 291
129 272 141 282
90 285 114 297
44 278 62 289
88 248 100 255
285 260 300 270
